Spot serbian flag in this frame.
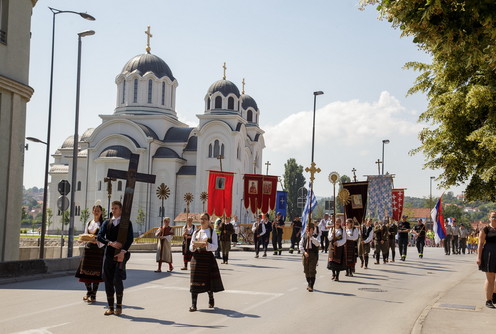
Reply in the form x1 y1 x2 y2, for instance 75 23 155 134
207 171 234 217
392 189 405 222
244 174 278 213
431 195 446 243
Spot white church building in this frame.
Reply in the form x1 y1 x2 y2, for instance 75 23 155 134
48 45 265 233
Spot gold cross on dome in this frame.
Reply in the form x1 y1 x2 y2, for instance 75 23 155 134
145 25 153 53
305 162 321 183
223 62 227 80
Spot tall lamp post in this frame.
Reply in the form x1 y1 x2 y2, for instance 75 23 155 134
68 30 95 257
39 7 95 259
308 91 324 224
381 139 390 175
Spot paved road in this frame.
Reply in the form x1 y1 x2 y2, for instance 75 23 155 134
0 247 477 334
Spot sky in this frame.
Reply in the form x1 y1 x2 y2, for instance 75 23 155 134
23 0 465 200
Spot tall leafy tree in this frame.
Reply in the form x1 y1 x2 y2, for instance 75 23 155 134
361 0 496 201
283 158 306 219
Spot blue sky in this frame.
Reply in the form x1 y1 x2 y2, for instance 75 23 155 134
24 0 464 199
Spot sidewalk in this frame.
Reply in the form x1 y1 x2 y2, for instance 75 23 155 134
413 266 494 334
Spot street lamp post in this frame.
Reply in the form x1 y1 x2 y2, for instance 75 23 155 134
308 91 324 224
68 30 95 257
381 139 390 175
38 7 95 259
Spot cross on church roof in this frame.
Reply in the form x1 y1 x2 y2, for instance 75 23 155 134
242 78 246 94
145 25 153 54
223 62 227 80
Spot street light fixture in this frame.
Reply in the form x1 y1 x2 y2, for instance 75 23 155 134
39 7 95 259
68 29 95 258
381 139 390 175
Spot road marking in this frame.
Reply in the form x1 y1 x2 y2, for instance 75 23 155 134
11 323 70 334
144 285 283 297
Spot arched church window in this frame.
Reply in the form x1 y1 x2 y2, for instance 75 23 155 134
213 140 220 157
148 80 153 103
98 181 102 191
77 181 81 191
133 79 138 103
237 145 241 160
215 96 222 109
122 81 126 104
228 97 234 110
207 98 210 110
247 110 253 122
221 144 225 157
161 82 165 105
118 181 122 191
208 143 212 158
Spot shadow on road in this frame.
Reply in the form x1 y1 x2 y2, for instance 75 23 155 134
200 307 260 319
313 290 355 296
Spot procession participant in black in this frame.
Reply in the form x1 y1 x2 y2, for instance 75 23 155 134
289 215 303 254
189 213 224 312
252 214 266 258
412 218 426 259
97 201 133 316
299 222 320 292
318 213 331 253
373 220 388 264
181 217 196 270
345 218 359 276
397 215 411 261
75 204 105 303
219 216 235 264
327 218 347 281
358 218 374 269
261 214 272 257
459 224 469 254
272 212 285 255
452 220 460 255
444 219 453 255
387 217 398 262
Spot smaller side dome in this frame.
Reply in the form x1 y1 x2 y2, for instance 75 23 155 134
240 94 258 111
207 80 240 97
61 136 78 149
99 145 132 159
81 128 95 142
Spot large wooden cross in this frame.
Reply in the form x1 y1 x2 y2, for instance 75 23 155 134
265 161 271 175
375 159 382 175
107 153 156 256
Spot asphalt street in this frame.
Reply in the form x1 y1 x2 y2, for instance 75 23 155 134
0 246 478 334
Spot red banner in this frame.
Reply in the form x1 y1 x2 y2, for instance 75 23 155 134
243 174 278 213
392 189 405 222
207 171 234 217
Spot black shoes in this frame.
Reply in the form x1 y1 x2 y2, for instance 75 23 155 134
486 300 495 309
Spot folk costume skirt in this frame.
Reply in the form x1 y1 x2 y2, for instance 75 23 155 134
345 240 357 269
328 245 346 271
75 242 104 283
156 238 172 263
190 250 224 294
182 238 193 262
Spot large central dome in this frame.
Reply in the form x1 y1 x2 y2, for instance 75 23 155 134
121 53 175 81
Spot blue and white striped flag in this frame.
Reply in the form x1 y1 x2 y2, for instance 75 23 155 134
301 187 317 232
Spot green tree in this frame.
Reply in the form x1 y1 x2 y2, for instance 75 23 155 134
362 0 496 201
80 208 90 229
136 208 146 233
283 158 306 219
46 208 53 230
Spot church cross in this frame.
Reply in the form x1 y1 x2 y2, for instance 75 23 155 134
242 78 246 94
352 168 357 182
305 162 321 184
217 154 224 172
265 161 271 175
107 153 156 256
145 25 153 53
223 62 227 80
375 159 382 175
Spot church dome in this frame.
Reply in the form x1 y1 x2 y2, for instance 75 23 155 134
207 79 240 97
240 94 258 111
121 53 175 81
61 135 77 148
81 128 95 142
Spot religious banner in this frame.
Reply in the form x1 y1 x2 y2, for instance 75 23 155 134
243 174 278 213
392 188 405 222
276 191 288 220
365 175 393 221
341 181 368 224
207 171 234 217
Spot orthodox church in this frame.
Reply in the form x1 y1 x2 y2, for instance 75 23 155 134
48 32 265 232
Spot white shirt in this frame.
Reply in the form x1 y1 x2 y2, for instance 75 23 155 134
299 233 320 252
84 220 101 234
346 227 359 241
111 217 121 227
361 225 374 244
319 219 331 232
252 221 266 236
328 227 347 247
189 228 218 252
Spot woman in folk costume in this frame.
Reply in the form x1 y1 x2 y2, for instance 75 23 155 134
189 212 224 311
299 222 320 292
345 218 359 277
155 217 174 272
327 218 347 282
181 217 196 270
75 204 105 303
358 218 374 269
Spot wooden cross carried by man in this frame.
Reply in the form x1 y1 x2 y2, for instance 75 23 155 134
107 153 156 257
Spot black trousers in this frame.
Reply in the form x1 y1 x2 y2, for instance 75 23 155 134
254 236 262 255
272 231 283 252
103 258 125 300
320 231 329 252
398 237 408 258
459 237 467 254
444 235 452 254
290 234 301 252
388 238 396 260
416 237 425 255
452 236 459 254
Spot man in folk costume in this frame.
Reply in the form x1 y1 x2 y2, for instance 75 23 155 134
318 213 331 253
272 212 285 255
289 215 302 254
299 222 320 292
262 214 272 257
252 214 266 258
398 215 411 261
358 218 374 269
387 217 398 262
219 217 235 264
412 218 427 259
373 220 389 264
97 201 133 316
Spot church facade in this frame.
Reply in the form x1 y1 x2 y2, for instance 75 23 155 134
48 48 265 233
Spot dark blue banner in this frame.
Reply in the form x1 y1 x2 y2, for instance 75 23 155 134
276 191 288 220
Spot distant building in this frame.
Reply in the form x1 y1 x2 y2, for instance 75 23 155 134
0 0 36 261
